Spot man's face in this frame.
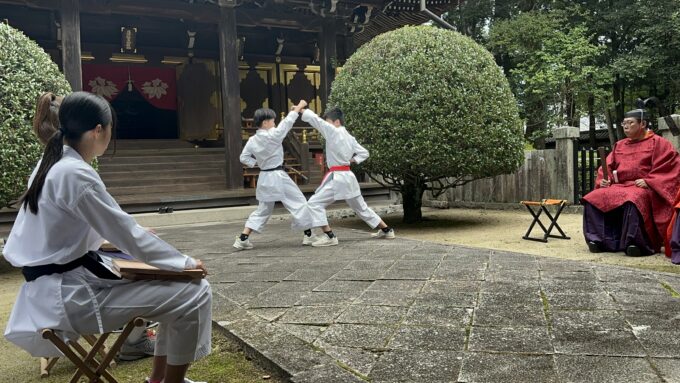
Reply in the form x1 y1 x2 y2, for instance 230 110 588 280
622 118 645 138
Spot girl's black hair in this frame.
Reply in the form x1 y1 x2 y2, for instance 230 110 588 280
322 107 344 125
21 91 115 214
253 108 276 128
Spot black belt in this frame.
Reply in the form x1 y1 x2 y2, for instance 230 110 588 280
261 165 284 172
22 251 120 282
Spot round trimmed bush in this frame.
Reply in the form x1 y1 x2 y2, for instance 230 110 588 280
330 25 524 222
0 23 71 208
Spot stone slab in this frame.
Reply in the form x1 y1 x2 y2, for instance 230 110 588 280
458 353 557 383
336 305 407 325
468 326 553 353
369 350 463 383
555 355 660 383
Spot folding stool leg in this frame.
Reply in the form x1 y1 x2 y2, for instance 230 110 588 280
84 335 116 368
541 203 570 240
69 335 118 383
41 330 100 382
93 318 145 381
522 205 549 242
40 357 59 378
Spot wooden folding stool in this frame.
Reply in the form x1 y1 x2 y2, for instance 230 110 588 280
520 199 571 243
40 317 145 382
40 334 117 378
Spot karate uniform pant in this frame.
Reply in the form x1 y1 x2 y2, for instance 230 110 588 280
62 269 212 366
667 210 680 264
246 187 309 233
307 180 382 229
582 201 654 255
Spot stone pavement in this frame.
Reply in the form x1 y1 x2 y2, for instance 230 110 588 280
158 221 680 383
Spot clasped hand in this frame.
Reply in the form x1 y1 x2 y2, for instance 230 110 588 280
599 178 648 188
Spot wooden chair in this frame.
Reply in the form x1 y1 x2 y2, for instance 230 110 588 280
520 199 570 242
40 317 145 382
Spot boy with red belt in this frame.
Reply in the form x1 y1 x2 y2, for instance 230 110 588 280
301 107 394 247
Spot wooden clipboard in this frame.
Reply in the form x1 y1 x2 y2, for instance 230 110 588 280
598 147 609 181
113 259 205 281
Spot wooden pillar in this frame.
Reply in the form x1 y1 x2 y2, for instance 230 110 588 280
218 1 243 189
319 18 337 111
60 0 82 91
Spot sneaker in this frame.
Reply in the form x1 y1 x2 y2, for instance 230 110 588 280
312 235 339 247
144 378 206 383
372 228 396 239
302 235 318 246
233 237 254 250
118 336 155 361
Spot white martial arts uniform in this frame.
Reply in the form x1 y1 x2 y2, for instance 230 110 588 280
3 146 212 365
241 111 309 232
301 110 382 228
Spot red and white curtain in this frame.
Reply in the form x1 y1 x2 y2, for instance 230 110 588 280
82 64 177 110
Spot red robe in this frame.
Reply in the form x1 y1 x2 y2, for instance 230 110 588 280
583 133 680 252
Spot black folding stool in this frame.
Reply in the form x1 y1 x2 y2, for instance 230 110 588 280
520 199 571 242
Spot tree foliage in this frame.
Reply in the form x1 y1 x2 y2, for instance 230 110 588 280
488 12 607 144
447 0 680 147
330 26 524 222
0 22 71 208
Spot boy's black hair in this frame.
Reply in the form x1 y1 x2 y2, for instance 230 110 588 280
322 107 344 125
253 108 277 128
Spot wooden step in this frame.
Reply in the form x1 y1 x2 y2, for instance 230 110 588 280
98 161 224 172
98 153 223 165
101 168 225 181
104 175 223 188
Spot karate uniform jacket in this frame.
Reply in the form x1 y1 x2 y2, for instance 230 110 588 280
240 111 300 202
3 146 194 357
301 109 369 200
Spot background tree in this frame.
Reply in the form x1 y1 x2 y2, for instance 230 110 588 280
330 26 524 223
0 22 71 208
487 11 607 147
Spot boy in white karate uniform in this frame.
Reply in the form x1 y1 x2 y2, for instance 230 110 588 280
4 92 210 383
233 100 315 250
301 107 395 247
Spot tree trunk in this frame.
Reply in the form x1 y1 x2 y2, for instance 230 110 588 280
588 94 596 148
401 179 424 224
613 77 625 139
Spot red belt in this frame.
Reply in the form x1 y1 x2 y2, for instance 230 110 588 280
321 165 351 185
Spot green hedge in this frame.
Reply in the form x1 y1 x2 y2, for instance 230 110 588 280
0 23 71 208
330 25 524 184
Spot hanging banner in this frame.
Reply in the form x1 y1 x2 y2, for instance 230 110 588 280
82 64 177 110
82 64 127 101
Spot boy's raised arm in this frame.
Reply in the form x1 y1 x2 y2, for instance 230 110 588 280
301 108 334 138
271 100 308 142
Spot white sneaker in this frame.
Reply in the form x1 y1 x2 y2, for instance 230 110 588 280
233 237 254 250
312 235 339 247
372 228 396 239
302 235 317 246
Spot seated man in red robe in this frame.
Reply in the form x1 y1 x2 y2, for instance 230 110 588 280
582 109 680 256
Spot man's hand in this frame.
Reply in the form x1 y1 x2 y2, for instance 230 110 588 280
635 179 649 189
600 179 611 188
191 259 208 276
292 100 308 113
